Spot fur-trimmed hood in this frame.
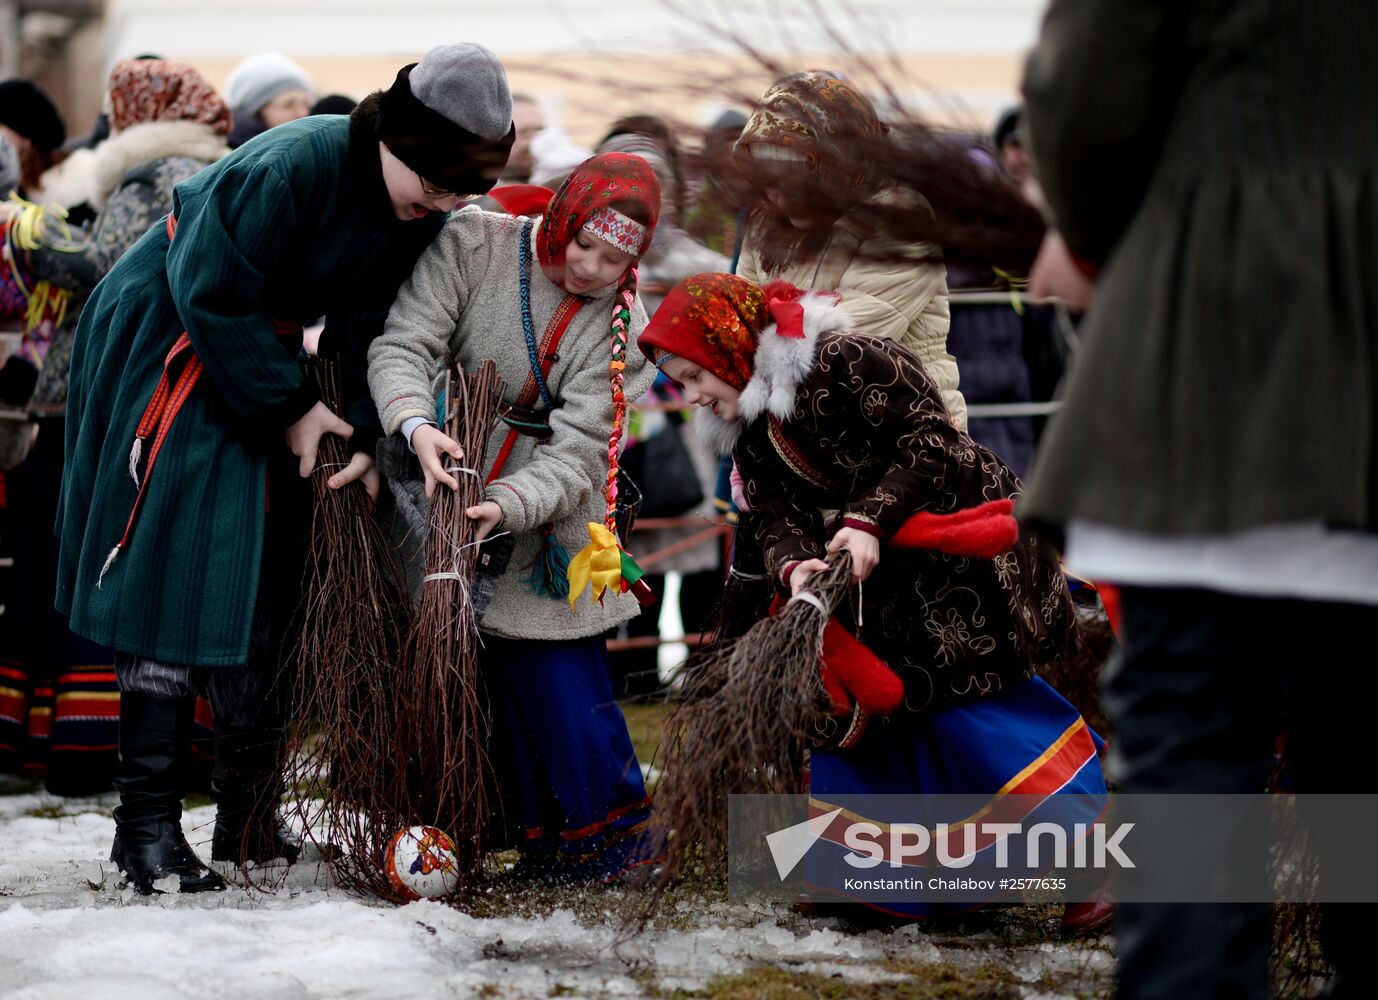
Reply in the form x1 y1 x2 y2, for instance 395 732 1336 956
29 147 97 210
33 121 227 210
695 290 853 453
89 121 228 207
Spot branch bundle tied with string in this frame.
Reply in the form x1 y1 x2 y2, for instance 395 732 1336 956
283 354 414 899
392 358 505 894
628 552 856 926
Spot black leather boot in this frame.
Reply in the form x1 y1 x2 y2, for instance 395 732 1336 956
110 692 224 894
210 721 301 864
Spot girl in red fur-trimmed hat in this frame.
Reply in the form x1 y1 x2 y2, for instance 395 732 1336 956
640 272 1112 933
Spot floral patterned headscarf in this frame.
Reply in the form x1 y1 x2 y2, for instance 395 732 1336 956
733 70 883 198
536 152 661 287
637 273 773 391
107 59 232 135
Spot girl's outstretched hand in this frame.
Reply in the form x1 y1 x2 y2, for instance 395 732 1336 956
465 500 503 541
827 527 880 585
411 423 465 499
286 401 353 478
327 451 380 508
788 558 830 595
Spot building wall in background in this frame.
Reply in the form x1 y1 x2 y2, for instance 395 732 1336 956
83 0 1045 144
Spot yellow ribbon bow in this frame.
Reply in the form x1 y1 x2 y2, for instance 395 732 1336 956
567 521 624 610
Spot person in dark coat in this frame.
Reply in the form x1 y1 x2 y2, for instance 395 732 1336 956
0 78 66 195
1021 2 1378 997
0 58 231 796
56 42 515 894
991 105 1029 184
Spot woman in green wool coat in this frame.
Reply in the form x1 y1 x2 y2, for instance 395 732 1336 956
56 42 516 894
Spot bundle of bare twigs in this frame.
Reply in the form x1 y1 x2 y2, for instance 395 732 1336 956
284 354 414 898
391 359 505 890
630 553 853 925
1037 603 1114 740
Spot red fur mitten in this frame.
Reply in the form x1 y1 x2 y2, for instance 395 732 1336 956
820 616 904 716
891 498 1018 557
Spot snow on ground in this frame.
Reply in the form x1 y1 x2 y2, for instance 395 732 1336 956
0 777 1114 1000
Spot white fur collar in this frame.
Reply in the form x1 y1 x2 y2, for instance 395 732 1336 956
88 121 228 207
694 290 853 453
30 148 97 210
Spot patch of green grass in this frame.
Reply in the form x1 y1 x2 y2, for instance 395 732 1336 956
185 792 214 809
670 961 1024 1000
620 700 671 767
23 803 70 819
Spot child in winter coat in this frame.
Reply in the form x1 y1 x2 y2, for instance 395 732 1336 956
640 272 1112 933
57 43 517 894
367 151 663 882
734 71 967 427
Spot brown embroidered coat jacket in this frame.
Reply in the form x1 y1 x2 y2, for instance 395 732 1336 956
709 298 1073 716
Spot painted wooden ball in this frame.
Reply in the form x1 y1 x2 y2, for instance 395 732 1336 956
384 825 460 900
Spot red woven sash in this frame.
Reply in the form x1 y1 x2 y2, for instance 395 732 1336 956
485 294 583 485
97 213 304 586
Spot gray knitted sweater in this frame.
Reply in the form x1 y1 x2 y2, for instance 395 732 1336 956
368 207 654 641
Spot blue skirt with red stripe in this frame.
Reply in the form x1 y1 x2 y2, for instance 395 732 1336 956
480 634 658 882
806 675 1107 918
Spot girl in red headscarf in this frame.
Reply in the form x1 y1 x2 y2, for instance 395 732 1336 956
640 272 1113 934
368 152 663 882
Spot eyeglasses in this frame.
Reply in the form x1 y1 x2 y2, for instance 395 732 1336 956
418 175 483 202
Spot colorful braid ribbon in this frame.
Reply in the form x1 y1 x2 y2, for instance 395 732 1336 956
567 278 654 609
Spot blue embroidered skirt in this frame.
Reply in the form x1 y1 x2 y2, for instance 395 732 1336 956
481 634 657 881
806 675 1108 918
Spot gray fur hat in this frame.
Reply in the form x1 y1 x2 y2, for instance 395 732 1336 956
376 42 515 195
408 43 513 141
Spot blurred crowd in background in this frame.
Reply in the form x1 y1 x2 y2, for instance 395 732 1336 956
0 49 1066 722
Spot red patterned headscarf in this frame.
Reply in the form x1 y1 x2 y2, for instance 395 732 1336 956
107 59 232 135
637 273 774 391
531 154 662 562
536 152 661 287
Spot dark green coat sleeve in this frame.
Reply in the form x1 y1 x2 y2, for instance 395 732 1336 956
165 159 318 426
319 303 387 456
1021 0 1186 267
